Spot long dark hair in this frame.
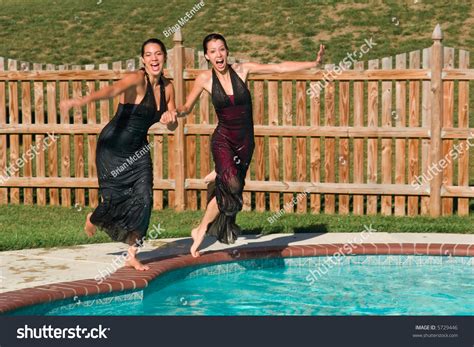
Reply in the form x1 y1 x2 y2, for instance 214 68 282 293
141 38 167 59
202 33 229 54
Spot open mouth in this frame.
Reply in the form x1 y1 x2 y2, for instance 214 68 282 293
150 62 160 72
215 58 225 69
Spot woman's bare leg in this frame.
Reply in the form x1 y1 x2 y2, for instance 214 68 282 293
125 232 150 271
191 196 219 257
84 212 97 237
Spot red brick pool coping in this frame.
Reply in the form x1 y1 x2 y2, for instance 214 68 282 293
1 242 472 314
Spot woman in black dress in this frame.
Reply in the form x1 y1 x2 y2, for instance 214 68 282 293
60 39 177 270
178 34 324 257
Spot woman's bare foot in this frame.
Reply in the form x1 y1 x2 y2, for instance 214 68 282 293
204 170 217 183
84 213 97 237
125 256 150 271
125 245 150 271
191 227 206 258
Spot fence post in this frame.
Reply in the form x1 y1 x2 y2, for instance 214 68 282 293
429 24 443 217
172 29 186 211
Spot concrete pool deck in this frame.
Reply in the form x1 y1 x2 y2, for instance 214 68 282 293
1 232 473 293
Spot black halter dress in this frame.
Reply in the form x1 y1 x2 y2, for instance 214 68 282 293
89 68 166 243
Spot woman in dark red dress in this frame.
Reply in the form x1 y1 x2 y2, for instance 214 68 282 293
60 39 177 270
178 34 325 257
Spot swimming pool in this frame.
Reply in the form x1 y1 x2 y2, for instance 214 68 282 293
8 255 474 315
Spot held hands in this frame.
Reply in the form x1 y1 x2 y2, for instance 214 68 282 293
176 105 188 118
316 44 325 67
160 110 178 125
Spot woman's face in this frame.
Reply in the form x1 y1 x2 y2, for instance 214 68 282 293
205 39 228 73
142 43 166 77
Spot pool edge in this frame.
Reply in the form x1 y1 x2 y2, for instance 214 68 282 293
1 242 473 314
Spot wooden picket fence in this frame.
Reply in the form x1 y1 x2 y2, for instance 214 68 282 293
0 25 473 216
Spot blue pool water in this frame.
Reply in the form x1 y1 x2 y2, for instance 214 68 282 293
9 255 474 316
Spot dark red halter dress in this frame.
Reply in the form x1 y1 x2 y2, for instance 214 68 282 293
206 66 255 244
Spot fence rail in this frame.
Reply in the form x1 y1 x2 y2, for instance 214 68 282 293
0 25 473 216
1 68 473 81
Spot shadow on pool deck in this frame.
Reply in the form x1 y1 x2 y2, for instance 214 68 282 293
112 227 329 262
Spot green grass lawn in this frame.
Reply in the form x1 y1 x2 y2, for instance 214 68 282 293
0 204 472 251
0 0 472 65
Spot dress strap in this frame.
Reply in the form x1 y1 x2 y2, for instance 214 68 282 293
159 75 167 111
141 68 153 92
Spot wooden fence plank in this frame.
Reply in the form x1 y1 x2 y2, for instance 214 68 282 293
381 57 393 215
0 57 6 204
421 48 431 215
33 63 46 205
324 65 336 214
181 69 433 81
243 78 252 211
408 51 420 215
166 55 175 208
112 61 122 114
2 68 445 82
3 124 437 137
253 81 265 211
429 26 444 217
153 130 164 210
58 65 72 207
98 63 110 123
8 59 20 204
296 81 307 213
338 77 350 214
185 49 197 210
310 81 321 213
85 64 98 208
442 47 455 215
243 161 252 211
171 33 186 211
367 59 379 215
395 53 407 216
72 64 84 208
353 61 364 214
21 62 33 204
268 80 280 211
282 81 293 210
46 64 59 205
457 50 470 215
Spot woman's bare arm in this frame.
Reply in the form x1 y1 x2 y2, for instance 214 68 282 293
235 44 325 81
60 71 144 113
176 72 208 117
160 82 178 131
